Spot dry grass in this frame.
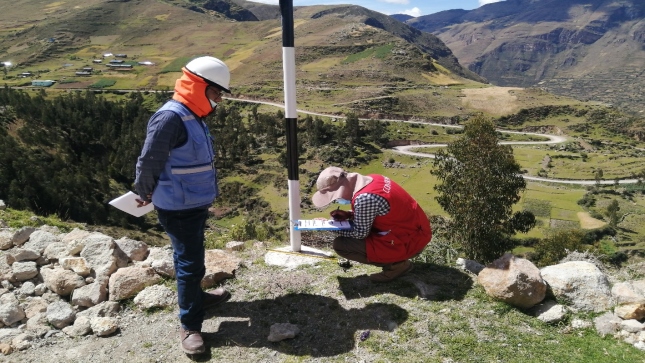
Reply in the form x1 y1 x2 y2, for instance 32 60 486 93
578 211 607 229
461 86 523 116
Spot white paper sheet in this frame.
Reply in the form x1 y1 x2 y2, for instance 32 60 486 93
109 191 154 217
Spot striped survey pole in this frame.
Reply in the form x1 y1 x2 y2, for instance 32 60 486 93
280 0 302 252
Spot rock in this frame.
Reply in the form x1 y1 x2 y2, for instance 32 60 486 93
76 301 120 320
16 281 35 297
267 323 300 342
530 300 567 324
202 249 242 289
61 228 91 249
11 227 36 247
226 241 245 252
0 230 13 250
133 285 176 310
0 328 21 345
25 312 49 337
477 253 546 309
80 233 121 278
43 242 69 261
594 312 623 337
541 261 613 312
7 249 40 263
571 318 592 329
456 258 484 275
90 317 118 337
23 297 48 319
139 247 174 278
635 341 645 351
33 283 47 296
0 342 12 355
62 316 91 337
108 266 162 301
115 237 149 262
0 293 25 326
11 261 38 282
23 230 61 254
612 279 645 320
71 276 109 307
60 257 91 277
620 319 645 333
46 300 75 329
12 332 34 351
40 266 85 296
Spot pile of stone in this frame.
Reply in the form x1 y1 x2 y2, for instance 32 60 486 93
0 226 241 354
459 253 645 351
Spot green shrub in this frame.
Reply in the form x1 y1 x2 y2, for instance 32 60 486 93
414 237 458 265
533 229 585 267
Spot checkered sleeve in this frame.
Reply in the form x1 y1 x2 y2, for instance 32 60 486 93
338 193 390 239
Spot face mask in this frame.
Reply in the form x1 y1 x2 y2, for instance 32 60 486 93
209 99 218 110
336 198 351 205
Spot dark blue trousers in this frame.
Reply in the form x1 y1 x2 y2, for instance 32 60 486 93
157 207 208 331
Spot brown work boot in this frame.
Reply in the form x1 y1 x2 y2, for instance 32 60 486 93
369 260 413 283
179 328 205 355
203 287 231 309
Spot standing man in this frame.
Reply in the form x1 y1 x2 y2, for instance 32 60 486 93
134 56 231 355
312 166 432 282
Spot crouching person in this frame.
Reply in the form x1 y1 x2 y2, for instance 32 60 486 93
312 166 432 282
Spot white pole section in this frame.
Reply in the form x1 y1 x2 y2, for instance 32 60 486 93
280 0 301 252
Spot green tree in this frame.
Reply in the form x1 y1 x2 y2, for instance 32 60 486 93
431 115 535 263
606 199 620 227
594 168 604 186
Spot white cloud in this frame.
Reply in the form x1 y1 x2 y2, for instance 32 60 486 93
479 0 504 5
402 7 422 17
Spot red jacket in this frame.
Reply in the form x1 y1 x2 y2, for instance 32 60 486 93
355 175 432 263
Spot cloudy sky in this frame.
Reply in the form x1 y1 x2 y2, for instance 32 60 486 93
247 0 505 17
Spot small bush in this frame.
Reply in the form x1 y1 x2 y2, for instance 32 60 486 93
533 229 585 267
414 237 458 266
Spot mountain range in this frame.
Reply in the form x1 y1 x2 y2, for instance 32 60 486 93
0 0 485 120
398 0 645 114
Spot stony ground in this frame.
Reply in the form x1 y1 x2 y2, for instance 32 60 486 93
5 236 645 363
6 236 452 363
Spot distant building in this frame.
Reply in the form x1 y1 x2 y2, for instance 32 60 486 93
31 80 55 87
103 53 113 57
92 59 102 63
19 72 33 77
114 54 127 58
138 61 155 66
109 59 124 64
82 67 93 72
75 71 91 76
107 64 133 69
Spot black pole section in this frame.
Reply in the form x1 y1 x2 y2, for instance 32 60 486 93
285 118 299 180
281 1 295 48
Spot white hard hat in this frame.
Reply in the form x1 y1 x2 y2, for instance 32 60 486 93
185 56 231 93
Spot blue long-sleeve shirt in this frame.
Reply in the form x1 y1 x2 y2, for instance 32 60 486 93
134 110 187 202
